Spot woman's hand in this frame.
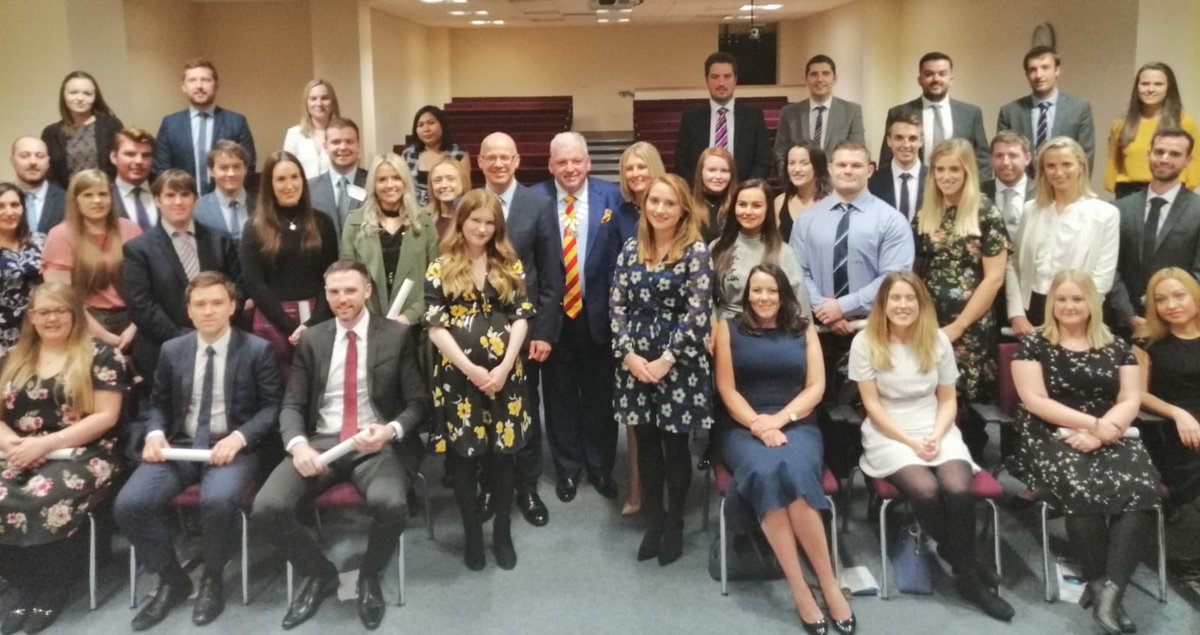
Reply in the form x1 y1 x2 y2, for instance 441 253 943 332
645 357 672 383
481 364 511 395
288 324 307 345
117 323 138 351
941 322 965 343
466 364 491 391
759 429 788 448
1065 431 1103 453
1175 409 1200 451
623 353 656 383
391 314 411 325
6 436 51 470
1092 418 1122 445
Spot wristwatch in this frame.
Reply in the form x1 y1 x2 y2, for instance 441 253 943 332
787 410 798 423
660 350 676 364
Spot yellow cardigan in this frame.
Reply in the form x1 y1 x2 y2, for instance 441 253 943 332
1104 113 1200 192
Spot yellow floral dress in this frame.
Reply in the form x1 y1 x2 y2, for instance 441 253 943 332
423 257 535 457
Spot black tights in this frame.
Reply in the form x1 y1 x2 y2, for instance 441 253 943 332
634 425 692 528
887 460 977 574
453 453 515 526
1065 510 1155 589
0 533 86 600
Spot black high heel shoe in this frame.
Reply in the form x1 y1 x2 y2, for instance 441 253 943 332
830 612 856 635
801 616 828 635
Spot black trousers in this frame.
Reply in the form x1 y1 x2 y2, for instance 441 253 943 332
514 358 543 494
0 533 86 598
543 310 617 480
252 435 409 578
817 331 858 479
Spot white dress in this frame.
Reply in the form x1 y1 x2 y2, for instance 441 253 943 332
848 330 978 477
282 125 330 179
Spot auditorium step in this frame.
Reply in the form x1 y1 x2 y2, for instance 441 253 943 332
583 132 633 183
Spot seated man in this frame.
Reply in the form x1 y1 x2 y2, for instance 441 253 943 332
252 260 429 630
114 271 282 630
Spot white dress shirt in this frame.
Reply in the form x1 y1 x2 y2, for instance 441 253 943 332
492 180 518 220
146 328 242 444
921 96 954 159
556 180 589 295
317 311 380 437
327 167 360 209
995 176 1028 239
808 97 833 149
215 189 249 236
115 178 159 226
708 97 736 149
892 160 922 220
1029 90 1059 148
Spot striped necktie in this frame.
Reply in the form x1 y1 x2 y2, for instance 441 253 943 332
832 203 852 298
174 230 200 281
562 195 582 318
1035 101 1051 150
714 107 729 149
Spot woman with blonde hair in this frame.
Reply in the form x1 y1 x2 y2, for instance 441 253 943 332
691 146 736 242
1006 136 1118 335
1104 62 1200 197
1133 267 1200 514
427 156 468 239
424 189 533 571
282 79 340 178
340 154 437 323
0 282 126 632
850 272 1012 621
1011 270 1159 634
611 174 713 565
42 169 141 352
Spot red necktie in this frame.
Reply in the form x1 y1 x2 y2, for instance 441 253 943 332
562 195 581 318
339 331 358 441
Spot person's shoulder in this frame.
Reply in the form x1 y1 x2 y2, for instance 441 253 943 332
950 97 983 114
116 217 143 238
833 96 863 110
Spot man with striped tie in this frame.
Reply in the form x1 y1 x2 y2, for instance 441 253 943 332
997 46 1096 173
533 132 625 503
673 52 772 184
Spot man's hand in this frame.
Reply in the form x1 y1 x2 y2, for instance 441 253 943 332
1129 316 1147 331
353 424 395 454
529 340 552 362
829 319 854 335
1010 316 1034 336
210 434 246 466
813 298 844 325
142 434 169 463
288 324 307 345
291 442 326 477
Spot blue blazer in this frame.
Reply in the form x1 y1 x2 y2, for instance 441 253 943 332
195 191 256 237
867 163 928 216
505 183 565 344
140 328 282 449
531 177 625 344
153 107 257 194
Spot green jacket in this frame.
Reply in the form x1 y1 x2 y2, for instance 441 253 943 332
339 207 439 322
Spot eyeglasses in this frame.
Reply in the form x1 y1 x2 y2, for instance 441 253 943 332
28 308 72 319
480 154 516 164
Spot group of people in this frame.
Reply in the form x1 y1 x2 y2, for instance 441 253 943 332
0 44 1195 635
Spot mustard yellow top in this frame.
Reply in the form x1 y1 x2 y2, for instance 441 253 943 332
1104 113 1200 192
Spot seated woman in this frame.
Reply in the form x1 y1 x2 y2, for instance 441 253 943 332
40 71 124 188
773 143 832 242
282 79 340 178
42 169 142 354
427 156 467 239
1133 267 1200 514
715 263 853 635
0 282 126 632
850 272 1013 622
0 183 45 352
401 106 470 207
1011 269 1160 635
691 146 736 243
711 180 808 321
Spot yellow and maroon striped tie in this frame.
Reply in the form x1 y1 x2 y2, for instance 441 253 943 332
562 195 582 318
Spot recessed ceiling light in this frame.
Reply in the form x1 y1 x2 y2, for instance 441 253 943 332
741 3 782 10
619 8 632 12
618 18 629 23
474 10 488 15
492 20 504 24
450 0 467 4
470 19 487 25
419 0 443 4
597 9 609 14
449 10 466 15
598 18 610 23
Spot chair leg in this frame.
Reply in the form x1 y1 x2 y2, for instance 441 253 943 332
129 544 138 609
718 496 727 596
702 469 712 532
1156 504 1167 603
1040 502 1054 602
416 472 434 541
396 533 405 607
240 511 249 606
984 499 1002 595
286 561 293 605
826 494 842 582
879 499 892 600
88 512 97 610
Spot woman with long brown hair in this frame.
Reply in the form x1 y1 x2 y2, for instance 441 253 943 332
1104 62 1200 197
0 183 45 353
40 71 124 188
691 146 737 242
773 143 832 242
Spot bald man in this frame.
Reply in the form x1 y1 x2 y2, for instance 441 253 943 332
476 132 564 527
10 137 66 233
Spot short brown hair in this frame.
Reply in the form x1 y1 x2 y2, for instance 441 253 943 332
991 130 1031 154
326 116 360 139
831 140 872 162
182 57 218 81
886 111 922 136
1023 45 1060 71
324 259 369 282
113 127 156 152
207 139 249 169
186 271 236 303
151 169 197 197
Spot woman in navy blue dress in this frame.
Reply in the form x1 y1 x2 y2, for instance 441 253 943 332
715 263 854 635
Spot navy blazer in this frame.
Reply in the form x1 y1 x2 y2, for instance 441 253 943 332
308 168 368 238
504 183 566 344
194 190 256 237
36 183 67 234
867 163 928 217
141 328 282 449
531 177 625 344
153 106 257 194
674 101 772 183
41 114 124 189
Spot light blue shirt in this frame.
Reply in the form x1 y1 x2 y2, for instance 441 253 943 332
555 180 589 295
216 189 249 237
24 181 48 231
189 106 215 162
790 190 914 318
1030 90 1059 145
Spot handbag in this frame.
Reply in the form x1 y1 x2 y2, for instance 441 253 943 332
707 524 784 581
889 521 934 594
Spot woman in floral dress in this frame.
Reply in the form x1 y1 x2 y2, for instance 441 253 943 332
611 174 713 566
913 139 1009 460
0 183 45 354
425 189 533 572
0 282 126 632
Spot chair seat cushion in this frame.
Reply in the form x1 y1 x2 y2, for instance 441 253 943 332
313 482 365 508
870 470 1002 500
821 466 839 495
714 461 733 494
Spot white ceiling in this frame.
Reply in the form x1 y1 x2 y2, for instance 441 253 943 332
372 0 854 28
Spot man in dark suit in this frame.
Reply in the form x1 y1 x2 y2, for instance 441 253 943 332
997 46 1096 171
1109 129 1200 332
773 54 865 174
868 112 927 220
531 132 624 503
9 136 65 233
673 51 771 183
879 52 991 180
124 169 243 380
253 260 428 630
307 117 366 238
111 127 159 231
114 271 281 630
195 140 255 240
479 132 564 527
154 58 256 196
981 130 1035 239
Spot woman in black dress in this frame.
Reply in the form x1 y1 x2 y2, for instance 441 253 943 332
772 143 831 243
40 71 123 189
1011 270 1160 635
1133 267 1200 513
690 146 736 243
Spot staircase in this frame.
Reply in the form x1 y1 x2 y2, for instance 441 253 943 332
583 132 633 183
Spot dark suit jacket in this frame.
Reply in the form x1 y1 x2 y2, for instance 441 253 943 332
674 101 771 183
194 190 256 237
867 163 928 217
123 222 243 374
36 183 67 234
880 97 991 180
280 315 430 473
773 97 865 172
153 106 257 194
141 328 282 449
997 92 1095 171
531 177 625 344
308 168 368 238
504 183 565 344
1108 188 1200 323
40 114 124 189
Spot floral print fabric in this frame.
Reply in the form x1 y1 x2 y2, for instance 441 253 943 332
0 236 44 355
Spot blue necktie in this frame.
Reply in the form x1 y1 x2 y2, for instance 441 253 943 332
194 346 215 449
24 192 40 232
131 186 152 230
196 112 210 192
228 199 241 238
832 203 852 299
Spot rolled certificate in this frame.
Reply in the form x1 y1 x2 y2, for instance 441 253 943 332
385 279 415 320
0 448 78 460
298 300 312 324
160 448 214 462
1056 427 1141 440
318 434 364 466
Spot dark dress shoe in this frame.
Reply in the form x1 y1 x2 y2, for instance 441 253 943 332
1090 580 1124 635
132 576 194 631
1081 583 1136 633
477 491 495 523
555 477 578 503
658 520 683 566
464 522 486 571
831 612 857 635
192 571 225 626
589 474 618 500
517 491 549 527
493 524 518 570
356 573 386 630
23 589 67 635
281 571 339 630
957 572 1015 622
802 616 828 635
1 607 28 635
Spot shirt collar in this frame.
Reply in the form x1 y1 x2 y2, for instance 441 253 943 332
216 189 246 208
1149 183 1182 206
197 326 232 355
329 165 357 183
809 96 833 109
1000 175 1027 196
335 310 370 343
116 178 146 195
27 181 49 200
892 160 922 177
490 180 518 207
166 219 196 235
832 189 876 210
189 105 214 118
1034 90 1059 107
556 180 587 204
921 95 949 109
710 97 735 112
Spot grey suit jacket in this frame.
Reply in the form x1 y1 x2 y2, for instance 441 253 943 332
36 183 67 233
880 97 991 180
773 97 865 172
997 92 1095 171
309 168 368 238
1108 188 1200 323
194 191 256 237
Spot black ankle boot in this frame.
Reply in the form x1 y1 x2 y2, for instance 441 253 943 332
492 519 517 570
1092 580 1123 635
658 518 684 566
463 520 485 571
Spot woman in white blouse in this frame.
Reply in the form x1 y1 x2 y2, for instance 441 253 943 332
282 79 340 178
1006 136 1119 335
